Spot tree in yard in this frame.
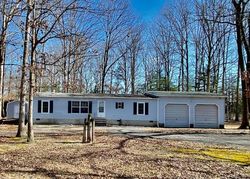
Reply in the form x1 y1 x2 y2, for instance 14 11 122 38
16 0 32 137
232 0 250 129
127 26 142 94
56 6 95 93
26 0 84 141
116 24 142 94
97 0 131 93
150 19 174 91
0 0 21 119
163 1 191 92
16 0 87 140
195 0 231 93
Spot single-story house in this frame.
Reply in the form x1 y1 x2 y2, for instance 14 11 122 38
33 91 226 128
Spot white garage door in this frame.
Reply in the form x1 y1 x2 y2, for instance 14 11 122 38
195 104 218 128
165 104 189 128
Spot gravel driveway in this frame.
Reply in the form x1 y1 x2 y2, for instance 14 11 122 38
105 126 250 150
155 134 250 149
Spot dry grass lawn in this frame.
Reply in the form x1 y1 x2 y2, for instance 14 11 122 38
0 125 249 178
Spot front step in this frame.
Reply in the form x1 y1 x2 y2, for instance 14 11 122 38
94 118 107 126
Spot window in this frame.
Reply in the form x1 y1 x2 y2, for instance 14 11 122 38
38 100 53 113
138 103 144 115
115 102 124 109
72 101 80 113
81 101 89 113
99 101 104 113
133 102 149 115
68 101 92 114
42 101 49 113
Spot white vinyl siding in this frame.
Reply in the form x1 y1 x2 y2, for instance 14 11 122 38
195 104 218 128
165 104 189 127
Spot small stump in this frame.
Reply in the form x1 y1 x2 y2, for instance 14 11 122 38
82 114 95 143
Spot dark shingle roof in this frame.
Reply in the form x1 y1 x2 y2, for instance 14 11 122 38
145 91 226 98
35 92 152 99
35 91 226 99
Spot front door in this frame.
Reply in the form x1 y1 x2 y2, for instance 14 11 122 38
97 101 105 118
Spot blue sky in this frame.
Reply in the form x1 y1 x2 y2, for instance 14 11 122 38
130 0 170 21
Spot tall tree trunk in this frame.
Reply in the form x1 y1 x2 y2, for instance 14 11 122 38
194 41 199 91
101 50 108 94
233 0 249 128
7 63 13 96
109 69 113 94
16 0 32 137
221 35 230 94
0 63 3 119
185 35 189 92
206 50 212 92
235 62 240 122
123 57 128 94
27 0 35 142
101 71 106 94
0 14 7 119
1 62 5 117
178 66 181 91
181 46 184 91
131 55 135 94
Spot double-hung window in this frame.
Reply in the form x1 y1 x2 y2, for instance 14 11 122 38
38 100 53 113
133 102 149 115
68 101 92 114
81 101 89 113
42 101 49 113
72 101 80 113
138 103 144 115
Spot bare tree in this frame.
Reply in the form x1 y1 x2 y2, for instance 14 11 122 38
0 0 21 119
164 1 191 91
97 0 131 93
26 0 86 141
116 24 142 94
16 0 32 137
151 19 174 91
232 0 250 128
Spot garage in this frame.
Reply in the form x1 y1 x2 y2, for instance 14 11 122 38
165 104 189 127
195 104 218 128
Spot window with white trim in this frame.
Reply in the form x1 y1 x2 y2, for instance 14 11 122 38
81 101 89 113
69 101 91 114
99 101 104 112
72 101 80 113
38 100 53 113
42 101 49 113
133 102 149 115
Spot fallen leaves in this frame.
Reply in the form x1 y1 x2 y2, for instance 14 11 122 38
0 125 249 178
